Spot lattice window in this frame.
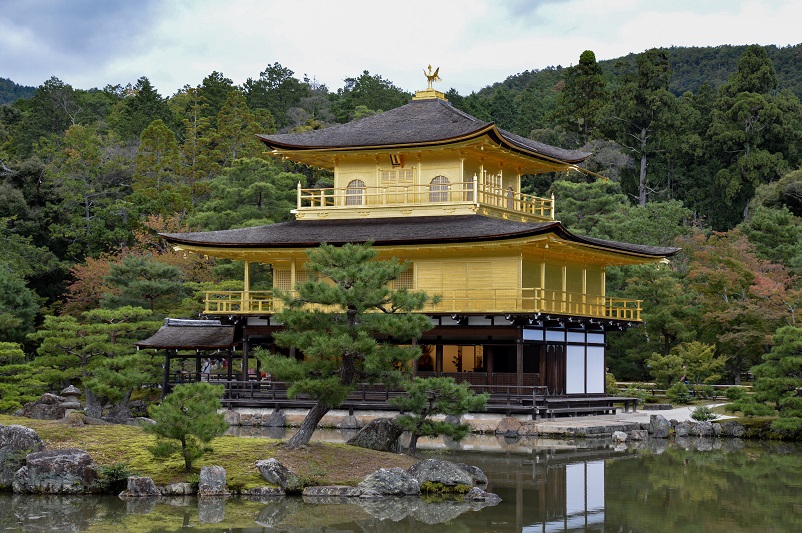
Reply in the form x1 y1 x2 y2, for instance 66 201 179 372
380 169 414 186
394 265 414 290
429 175 450 202
274 269 292 291
345 179 366 205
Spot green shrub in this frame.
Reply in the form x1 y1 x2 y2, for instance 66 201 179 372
725 387 748 401
667 382 693 404
690 405 718 421
620 387 649 402
97 462 136 494
725 397 774 417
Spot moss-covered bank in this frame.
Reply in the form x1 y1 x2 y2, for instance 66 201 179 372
0 415 416 490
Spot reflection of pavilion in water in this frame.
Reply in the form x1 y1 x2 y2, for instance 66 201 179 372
444 442 635 532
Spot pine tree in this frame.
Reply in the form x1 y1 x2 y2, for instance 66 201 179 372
257 242 436 448
143 382 228 472
390 377 488 456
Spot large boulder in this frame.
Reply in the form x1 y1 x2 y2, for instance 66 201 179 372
13 448 98 494
346 417 403 453
198 465 227 496
649 415 672 439
408 459 474 490
256 458 303 493
0 424 45 490
357 467 420 496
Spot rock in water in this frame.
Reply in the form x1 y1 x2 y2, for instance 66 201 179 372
198 465 227 496
119 476 161 497
649 415 672 439
357 467 421 496
407 459 473 489
256 458 303 492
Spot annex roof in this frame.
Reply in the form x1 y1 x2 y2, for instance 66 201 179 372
161 215 679 258
135 319 237 350
257 98 589 165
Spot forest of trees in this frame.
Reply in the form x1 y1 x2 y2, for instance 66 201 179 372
1 45 801 413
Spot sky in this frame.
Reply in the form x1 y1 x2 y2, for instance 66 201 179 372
2 0 802 97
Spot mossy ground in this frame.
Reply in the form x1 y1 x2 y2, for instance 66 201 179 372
0 415 417 489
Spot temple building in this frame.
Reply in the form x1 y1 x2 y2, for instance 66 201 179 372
158 74 678 403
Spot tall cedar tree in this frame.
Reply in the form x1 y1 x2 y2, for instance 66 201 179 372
554 50 607 146
257 242 436 448
390 376 488 456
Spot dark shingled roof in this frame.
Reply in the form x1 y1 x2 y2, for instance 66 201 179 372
162 215 679 258
257 98 589 164
136 319 236 349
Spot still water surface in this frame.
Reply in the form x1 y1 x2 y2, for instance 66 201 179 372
2 431 801 532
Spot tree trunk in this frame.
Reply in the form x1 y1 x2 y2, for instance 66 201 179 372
83 387 102 418
639 129 648 207
286 402 330 449
407 432 420 456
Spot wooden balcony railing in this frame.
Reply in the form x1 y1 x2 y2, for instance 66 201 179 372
204 288 642 321
296 179 554 220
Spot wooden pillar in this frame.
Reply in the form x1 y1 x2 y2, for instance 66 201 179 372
243 260 251 312
486 345 494 385
435 343 443 376
161 351 171 400
516 339 524 387
241 336 249 381
195 352 201 383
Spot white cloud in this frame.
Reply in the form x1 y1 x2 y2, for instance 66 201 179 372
2 0 801 95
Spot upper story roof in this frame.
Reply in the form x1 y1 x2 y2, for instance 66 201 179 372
257 98 590 165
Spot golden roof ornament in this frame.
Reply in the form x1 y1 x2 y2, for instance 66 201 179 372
424 65 442 89
414 65 447 101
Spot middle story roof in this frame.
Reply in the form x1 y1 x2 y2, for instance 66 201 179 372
161 215 679 264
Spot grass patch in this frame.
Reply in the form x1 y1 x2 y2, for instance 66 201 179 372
0 415 417 489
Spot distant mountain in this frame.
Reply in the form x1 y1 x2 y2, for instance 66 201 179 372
474 44 802 101
0 77 36 105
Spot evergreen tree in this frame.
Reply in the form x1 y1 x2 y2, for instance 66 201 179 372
554 50 608 146
102 254 187 315
708 45 802 221
214 90 263 167
143 382 228 472
130 119 188 215
752 326 802 432
256 242 435 448
0 341 45 412
28 306 160 417
390 377 488 456
605 49 677 206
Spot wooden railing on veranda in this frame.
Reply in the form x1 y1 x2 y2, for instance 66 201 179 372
204 288 642 321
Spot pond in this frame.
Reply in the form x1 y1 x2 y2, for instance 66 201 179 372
2 432 801 532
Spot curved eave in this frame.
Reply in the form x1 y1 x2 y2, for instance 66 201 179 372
160 218 678 263
259 125 588 169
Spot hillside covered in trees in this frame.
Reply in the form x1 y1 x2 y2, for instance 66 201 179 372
1 44 801 413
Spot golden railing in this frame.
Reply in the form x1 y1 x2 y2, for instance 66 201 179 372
204 289 641 321
296 179 554 219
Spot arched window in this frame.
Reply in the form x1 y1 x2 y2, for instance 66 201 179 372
429 175 450 202
345 179 366 205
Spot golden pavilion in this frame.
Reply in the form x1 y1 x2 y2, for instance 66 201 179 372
157 73 678 405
